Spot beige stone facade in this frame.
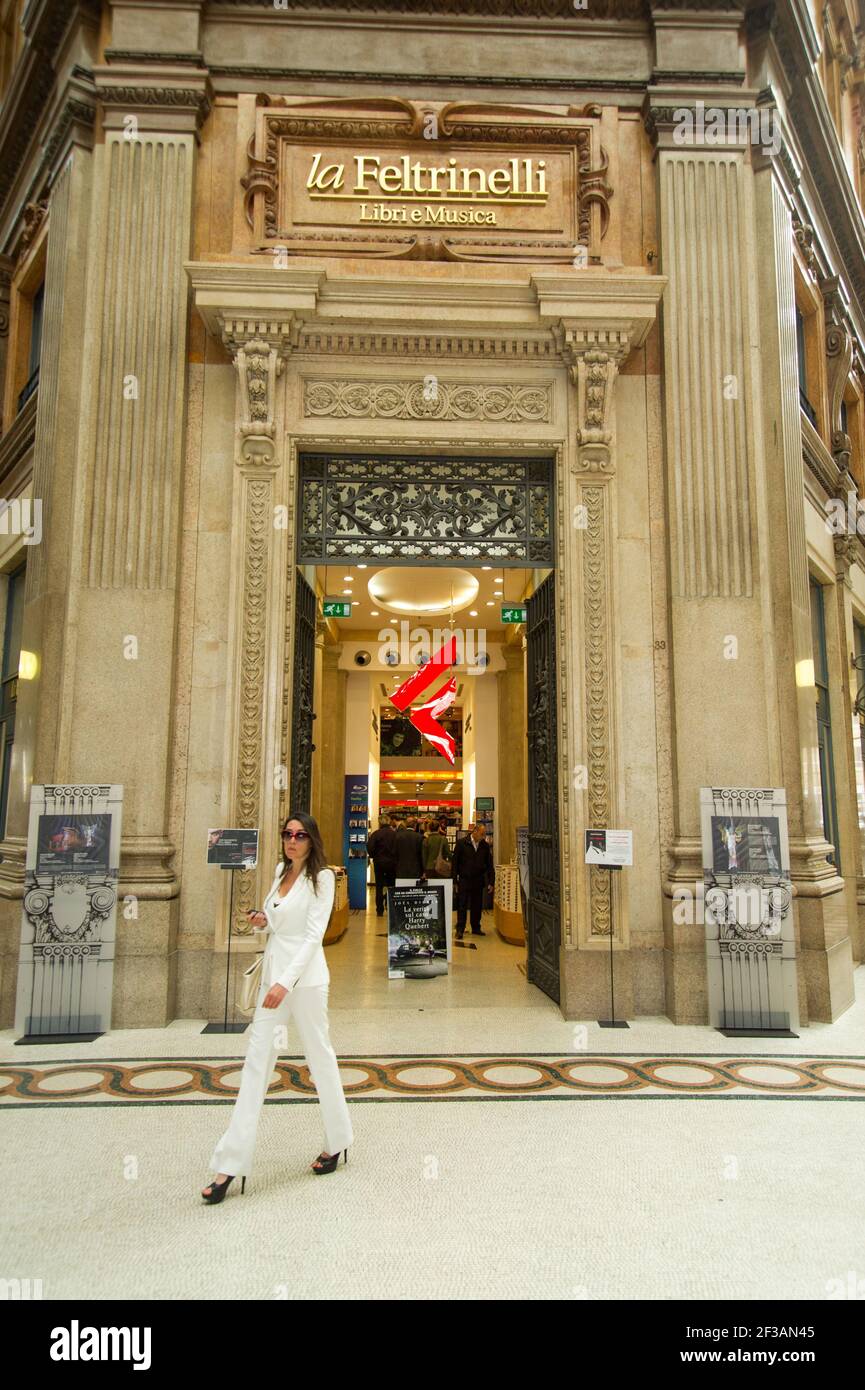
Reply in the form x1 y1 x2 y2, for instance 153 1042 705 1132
0 0 863 1028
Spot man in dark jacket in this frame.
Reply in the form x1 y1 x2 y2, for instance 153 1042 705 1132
367 816 397 915
394 818 424 879
451 823 495 938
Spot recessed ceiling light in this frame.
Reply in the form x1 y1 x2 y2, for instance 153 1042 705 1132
481 565 491 571
370 610 379 616
486 601 494 607
357 564 367 570
342 589 352 595
469 610 478 616
343 575 353 581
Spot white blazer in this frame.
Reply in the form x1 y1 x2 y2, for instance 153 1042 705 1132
255 863 335 992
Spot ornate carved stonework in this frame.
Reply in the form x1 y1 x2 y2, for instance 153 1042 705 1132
222 319 299 465
822 274 855 479
557 324 630 471
18 198 48 259
582 485 613 937
834 530 858 585
231 478 271 934
303 377 553 422
297 328 557 359
214 0 650 14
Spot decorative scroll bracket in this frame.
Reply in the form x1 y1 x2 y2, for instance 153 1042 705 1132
221 318 302 466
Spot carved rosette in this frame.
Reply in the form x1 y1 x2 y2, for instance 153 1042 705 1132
560 326 631 940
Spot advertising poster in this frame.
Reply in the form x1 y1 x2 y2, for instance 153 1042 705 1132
387 884 447 979
699 786 797 1033
36 814 112 876
206 828 259 870
15 784 124 1039
343 776 369 908
584 828 633 866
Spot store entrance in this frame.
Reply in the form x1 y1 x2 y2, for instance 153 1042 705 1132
290 451 562 1003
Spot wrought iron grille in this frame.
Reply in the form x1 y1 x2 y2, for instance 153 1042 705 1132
297 451 554 566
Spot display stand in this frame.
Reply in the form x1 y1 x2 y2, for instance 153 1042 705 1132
597 864 629 1029
202 866 250 1034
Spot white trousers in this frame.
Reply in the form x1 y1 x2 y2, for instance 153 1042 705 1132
208 978 354 1178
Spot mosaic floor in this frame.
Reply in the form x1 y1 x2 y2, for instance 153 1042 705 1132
4 1052 865 1106
2 911 863 1299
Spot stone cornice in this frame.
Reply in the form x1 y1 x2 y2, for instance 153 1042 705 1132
186 261 665 355
93 64 214 134
207 0 651 15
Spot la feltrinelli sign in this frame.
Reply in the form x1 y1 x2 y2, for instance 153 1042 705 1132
242 97 612 263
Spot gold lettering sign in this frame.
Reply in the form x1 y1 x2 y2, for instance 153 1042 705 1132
243 99 612 263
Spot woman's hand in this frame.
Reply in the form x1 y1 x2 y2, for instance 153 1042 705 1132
247 910 267 929
262 983 288 1009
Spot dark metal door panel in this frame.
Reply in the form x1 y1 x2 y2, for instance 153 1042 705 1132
526 571 561 1003
289 570 317 813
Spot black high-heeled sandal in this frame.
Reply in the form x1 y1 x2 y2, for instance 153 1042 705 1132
311 1148 348 1174
201 1173 247 1203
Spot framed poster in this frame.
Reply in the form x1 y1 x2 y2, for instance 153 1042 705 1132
206 828 259 870
585 828 632 866
15 784 124 1039
387 884 447 979
36 814 112 876
699 787 797 1033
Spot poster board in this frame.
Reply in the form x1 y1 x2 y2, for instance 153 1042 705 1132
388 883 447 978
15 784 123 1037
699 786 798 1032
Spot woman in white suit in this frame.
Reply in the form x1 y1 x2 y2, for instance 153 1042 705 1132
201 811 354 1202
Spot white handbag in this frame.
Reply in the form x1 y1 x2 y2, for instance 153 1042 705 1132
237 952 265 1016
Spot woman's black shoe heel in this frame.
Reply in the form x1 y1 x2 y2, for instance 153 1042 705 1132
201 1174 247 1203
311 1148 348 1174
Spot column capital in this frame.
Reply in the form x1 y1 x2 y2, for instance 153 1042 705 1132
92 62 212 136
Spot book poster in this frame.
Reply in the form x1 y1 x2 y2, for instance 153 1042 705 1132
387 884 447 979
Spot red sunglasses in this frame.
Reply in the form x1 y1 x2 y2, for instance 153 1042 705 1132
281 829 309 841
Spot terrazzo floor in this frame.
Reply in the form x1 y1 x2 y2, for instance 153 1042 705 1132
2 906 864 1300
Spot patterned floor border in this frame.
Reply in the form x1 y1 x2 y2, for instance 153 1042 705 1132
2 1053 865 1105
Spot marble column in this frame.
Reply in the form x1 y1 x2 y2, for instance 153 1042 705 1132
750 148 854 1021
646 91 854 1022
57 68 209 1024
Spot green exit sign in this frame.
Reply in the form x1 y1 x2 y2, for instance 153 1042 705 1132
323 599 352 618
501 605 527 624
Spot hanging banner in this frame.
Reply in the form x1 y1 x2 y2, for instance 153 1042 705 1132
15 784 123 1039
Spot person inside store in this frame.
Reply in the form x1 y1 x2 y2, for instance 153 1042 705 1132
422 817 451 878
394 815 424 879
367 814 398 916
451 822 495 939
201 811 353 1202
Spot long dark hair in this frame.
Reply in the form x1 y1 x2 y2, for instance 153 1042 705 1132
279 810 328 892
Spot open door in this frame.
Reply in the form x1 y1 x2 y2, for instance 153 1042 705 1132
526 572 561 1003
289 570 317 813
